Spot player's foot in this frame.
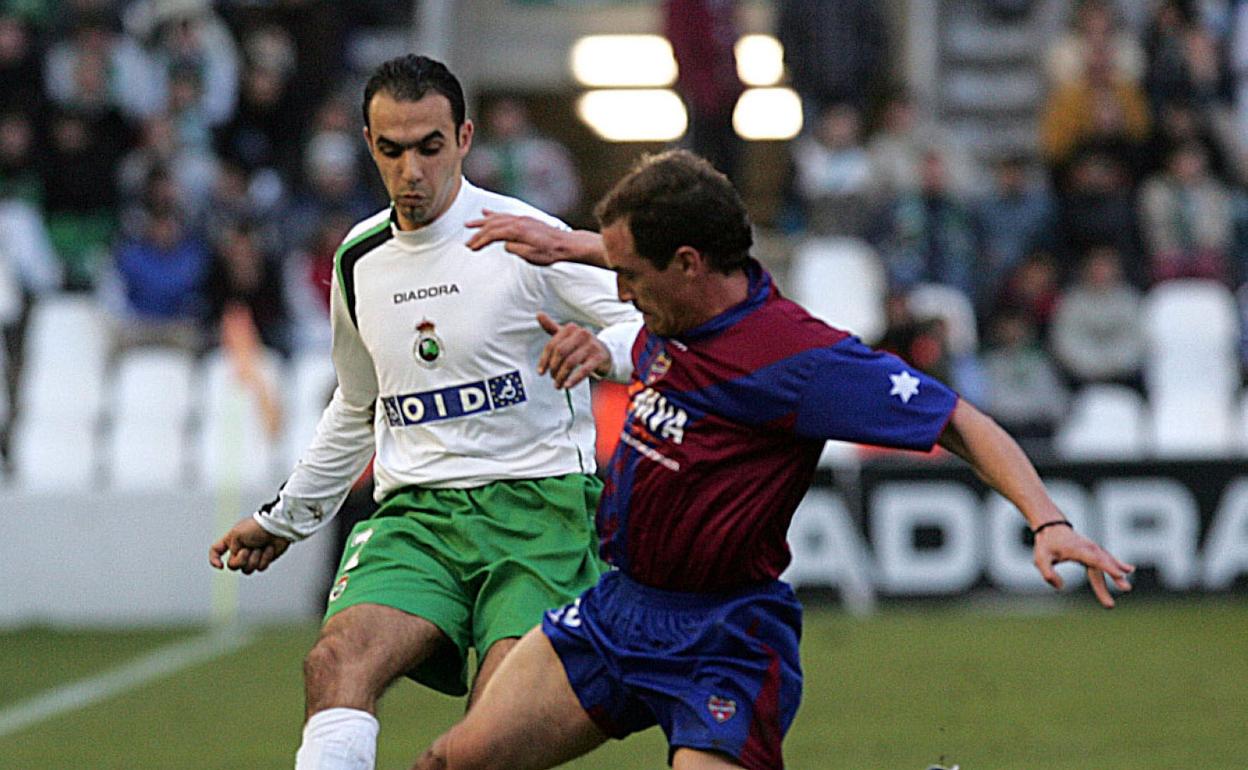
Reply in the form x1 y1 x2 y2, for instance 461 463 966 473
925 765 959 770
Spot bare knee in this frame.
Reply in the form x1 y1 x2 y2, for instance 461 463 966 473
410 734 450 770
303 632 377 714
413 727 510 770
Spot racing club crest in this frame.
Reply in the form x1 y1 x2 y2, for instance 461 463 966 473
707 695 737 723
413 319 444 368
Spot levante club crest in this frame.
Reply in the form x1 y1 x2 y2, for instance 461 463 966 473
414 319 444 368
707 695 737 723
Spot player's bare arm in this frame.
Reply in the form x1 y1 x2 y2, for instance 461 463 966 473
938 398 1134 608
535 311 611 389
466 209 608 268
209 517 291 575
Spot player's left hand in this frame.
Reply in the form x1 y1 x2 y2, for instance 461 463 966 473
209 517 291 575
466 210 564 265
1032 524 1134 609
536 312 610 389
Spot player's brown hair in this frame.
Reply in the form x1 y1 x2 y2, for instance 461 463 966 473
594 149 753 274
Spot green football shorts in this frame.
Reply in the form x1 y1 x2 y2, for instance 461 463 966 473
324 473 605 696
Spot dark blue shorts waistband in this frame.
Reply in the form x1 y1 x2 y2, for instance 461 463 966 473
609 570 792 612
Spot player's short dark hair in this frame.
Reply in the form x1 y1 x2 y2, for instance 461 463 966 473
362 54 466 131
594 149 753 274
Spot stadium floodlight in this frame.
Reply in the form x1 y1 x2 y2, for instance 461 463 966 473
732 87 803 140
576 89 687 142
570 35 678 87
735 34 785 87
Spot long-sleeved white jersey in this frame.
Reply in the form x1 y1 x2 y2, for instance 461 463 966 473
256 179 641 540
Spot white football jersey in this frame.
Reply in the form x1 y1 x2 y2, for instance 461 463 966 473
256 179 641 539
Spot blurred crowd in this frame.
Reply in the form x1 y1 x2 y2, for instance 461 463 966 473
0 0 429 473
2 0 1248 477
763 0 1248 456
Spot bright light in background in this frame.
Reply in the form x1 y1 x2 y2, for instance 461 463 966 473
733 88 803 140
577 90 687 142
570 35 677 87
735 34 785 87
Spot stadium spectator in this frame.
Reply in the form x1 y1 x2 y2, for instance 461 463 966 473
1139 141 1236 285
208 55 641 770
1039 39 1151 171
867 90 982 197
284 129 375 253
0 10 45 117
1143 0 1228 112
777 0 888 118
1057 73 1152 189
41 107 131 290
130 0 240 129
663 0 745 183
1050 245 1146 390
118 113 218 226
973 154 1058 313
101 201 209 360
1045 0 1145 89
43 5 163 120
990 250 1063 338
414 149 1133 770
980 308 1069 455
204 217 292 359
869 145 982 300
1054 146 1143 284
214 25 302 181
1142 97 1244 184
463 96 582 220
0 111 42 206
1234 0 1248 139
789 101 880 237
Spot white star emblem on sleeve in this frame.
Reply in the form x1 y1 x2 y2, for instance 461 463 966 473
889 370 920 403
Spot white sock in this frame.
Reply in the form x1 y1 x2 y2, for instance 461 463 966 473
295 707 380 770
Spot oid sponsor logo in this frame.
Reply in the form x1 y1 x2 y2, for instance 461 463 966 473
382 371 526 426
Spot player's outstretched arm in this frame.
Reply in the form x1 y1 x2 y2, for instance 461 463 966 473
466 209 608 268
937 399 1134 608
209 517 291 575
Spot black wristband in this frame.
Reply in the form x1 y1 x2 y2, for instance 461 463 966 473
1031 519 1072 536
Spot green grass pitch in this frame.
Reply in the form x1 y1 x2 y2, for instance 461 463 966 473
2 597 1245 769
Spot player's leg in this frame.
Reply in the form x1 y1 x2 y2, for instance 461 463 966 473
297 603 450 770
465 636 518 710
297 506 476 770
303 602 449 717
672 748 746 769
411 627 607 770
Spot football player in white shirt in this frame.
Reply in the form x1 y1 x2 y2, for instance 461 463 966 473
209 55 640 770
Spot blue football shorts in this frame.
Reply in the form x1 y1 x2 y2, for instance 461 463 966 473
542 570 803 770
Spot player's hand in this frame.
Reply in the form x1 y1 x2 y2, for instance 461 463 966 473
1032 524 1134 609
536 312 610 389
466 210 566 265
209 517 291 575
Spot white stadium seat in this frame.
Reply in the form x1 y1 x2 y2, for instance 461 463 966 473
789 237 887 344
12 296 109 490
1140 280 1241 457
197 349 286 491
906 283 979 357
1151 392 1238 458
1054 385 1148 460
106 348 196 490
1143 280 1241 403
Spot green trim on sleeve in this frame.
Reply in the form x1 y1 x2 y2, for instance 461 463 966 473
333 218 394 327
